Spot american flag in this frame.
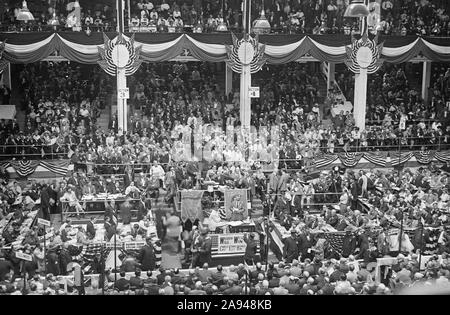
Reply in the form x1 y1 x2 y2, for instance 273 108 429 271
40 161 70 177
323 231 349 255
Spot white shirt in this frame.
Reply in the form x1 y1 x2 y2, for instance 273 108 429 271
150 165 165 179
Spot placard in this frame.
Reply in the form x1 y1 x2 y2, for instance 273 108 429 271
38 218 51 227
217 233 246 254
118 88 130 99
249 87 260 98
16 252 33 261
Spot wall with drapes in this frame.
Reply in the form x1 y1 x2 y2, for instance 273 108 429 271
1 32 450 64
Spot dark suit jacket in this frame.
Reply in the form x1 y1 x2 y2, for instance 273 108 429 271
138 245 156 271
129 276 144 289
40 187 50 208
283 236 299 262
297 234 312 256
86 221 96 239
115 278 130 291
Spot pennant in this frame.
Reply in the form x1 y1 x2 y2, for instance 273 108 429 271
180 190 204 223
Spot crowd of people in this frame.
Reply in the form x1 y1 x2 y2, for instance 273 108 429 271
3 59 450 165
0 62 112 160
1 0 450 35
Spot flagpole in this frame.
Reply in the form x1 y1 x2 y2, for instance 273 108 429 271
114 231 117 286
418 219 424 271
43 226 47 275
398 209 404 254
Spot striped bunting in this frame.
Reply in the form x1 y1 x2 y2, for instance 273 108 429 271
314 154 338 169
219 207 227 220
363 152 388 167
0 162 11 170
423 228 440 255
435 151 450 163
390 152 413 167
338 153 363 168
414 151 434 164
9 160 40 177
40 160 70 176
268 221 285 261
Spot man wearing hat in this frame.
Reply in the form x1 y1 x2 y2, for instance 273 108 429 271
198 228 212 266
243 233 258 266
137 237 157 271
283 230 299 263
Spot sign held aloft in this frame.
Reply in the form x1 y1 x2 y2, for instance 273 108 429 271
16 252 33 261
37 218 51 227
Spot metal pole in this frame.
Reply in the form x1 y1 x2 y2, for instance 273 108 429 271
244 269 248 295
418 222 424 271
127 0 131 31
248 0 251 33
242 0 247 34
22 262 26 295
101 247 105 295
398 210 404 254
265 217 269 271
43 226 46 275
114 232 117 286
116 0 120 33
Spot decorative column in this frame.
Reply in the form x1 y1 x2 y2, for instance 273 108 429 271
239 42 253 127
353 68 368 131
422 61 431 104
117 68 128 132
0 42 9 88
345 33 384 131
226 34 266 127
325 62 335 93
98 33 143 133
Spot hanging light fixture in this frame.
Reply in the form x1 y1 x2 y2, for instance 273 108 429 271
252 9 271 34
344 0 370 18
17 0 35 21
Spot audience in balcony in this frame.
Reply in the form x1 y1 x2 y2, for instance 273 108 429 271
1 0 450 35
